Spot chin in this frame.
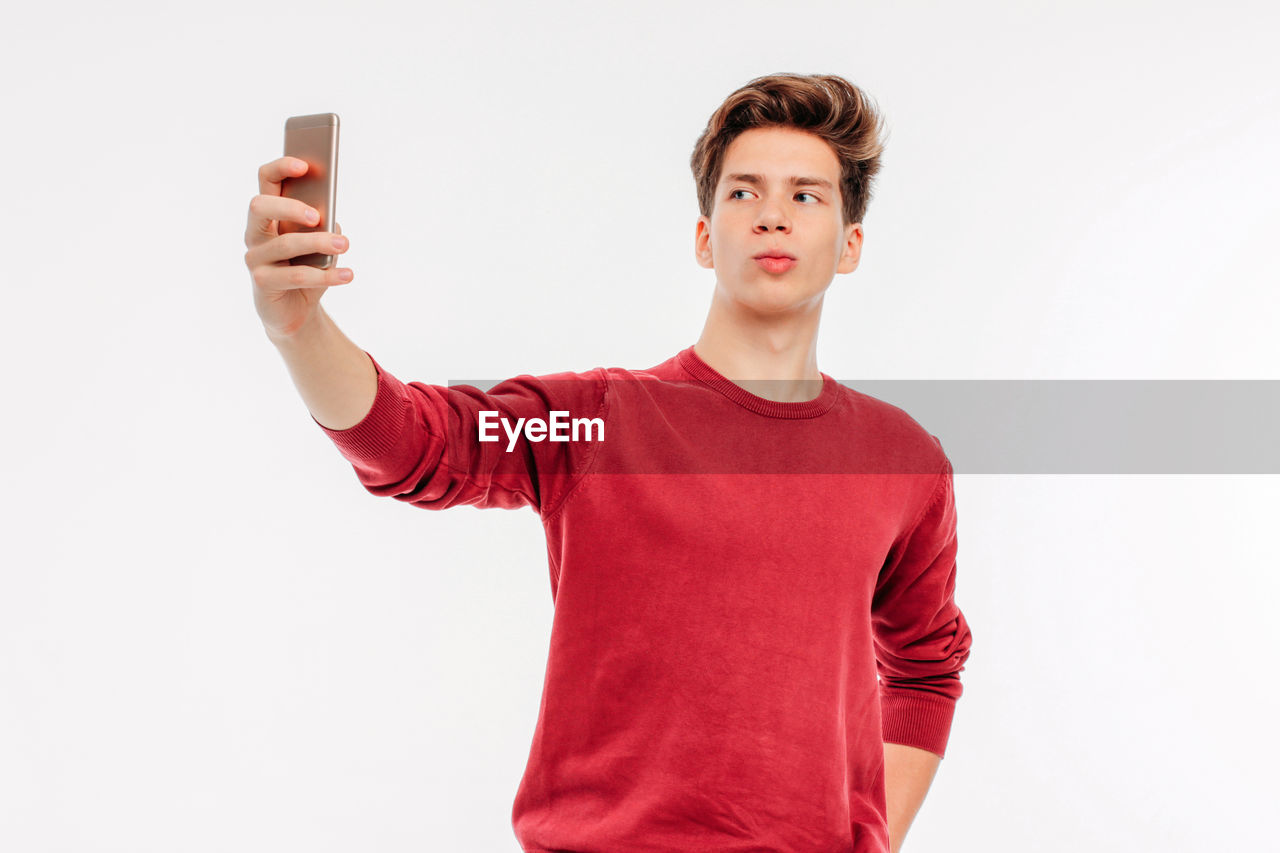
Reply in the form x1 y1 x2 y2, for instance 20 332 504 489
724 278 824 315
736 293 816 318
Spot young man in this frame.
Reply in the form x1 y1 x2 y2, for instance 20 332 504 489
243 72 973 853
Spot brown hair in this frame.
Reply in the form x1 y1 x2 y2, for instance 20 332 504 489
690 73 888 227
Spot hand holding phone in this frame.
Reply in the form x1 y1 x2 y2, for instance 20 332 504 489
242 113 352 341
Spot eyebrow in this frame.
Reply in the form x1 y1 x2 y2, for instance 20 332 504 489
723 173 836 191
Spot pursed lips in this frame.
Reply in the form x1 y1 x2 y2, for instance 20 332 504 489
754 252 798 273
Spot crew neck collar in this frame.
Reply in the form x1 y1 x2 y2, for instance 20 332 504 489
676 344 840 419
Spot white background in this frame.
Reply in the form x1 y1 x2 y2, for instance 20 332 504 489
3 0 1278 850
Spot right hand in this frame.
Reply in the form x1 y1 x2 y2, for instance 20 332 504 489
244 156 353 340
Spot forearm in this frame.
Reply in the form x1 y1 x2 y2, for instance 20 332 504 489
267 305 378 431
883 741 941 853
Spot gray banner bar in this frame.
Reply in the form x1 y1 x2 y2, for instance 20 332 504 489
844 380 1280 474
445 379 1280 474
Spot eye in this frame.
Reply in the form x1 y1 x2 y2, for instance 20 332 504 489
730 189 821 203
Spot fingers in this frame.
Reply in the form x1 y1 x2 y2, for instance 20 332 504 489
246 248 354 292
245 157 315 246
258 155 307 196
244 158 351 289
254 261 354 292
246 228 349 269
245 192 323 246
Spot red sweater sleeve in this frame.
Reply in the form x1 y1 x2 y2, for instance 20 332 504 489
313 351 607 516
872 452 974 758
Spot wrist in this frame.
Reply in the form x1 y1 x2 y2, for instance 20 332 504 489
264 306 328 350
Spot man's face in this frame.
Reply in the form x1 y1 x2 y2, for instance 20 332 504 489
695 126 863 316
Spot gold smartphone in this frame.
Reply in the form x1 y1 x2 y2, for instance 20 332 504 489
280 113 340 268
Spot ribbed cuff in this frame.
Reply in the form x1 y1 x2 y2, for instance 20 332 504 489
880 689 957 758
313 351 412 465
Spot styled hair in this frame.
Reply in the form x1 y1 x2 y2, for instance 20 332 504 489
690 73 888 227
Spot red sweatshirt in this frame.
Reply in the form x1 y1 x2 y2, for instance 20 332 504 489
315 345 973 853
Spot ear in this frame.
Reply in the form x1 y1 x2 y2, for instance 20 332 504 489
837 222 863 274
695 215 714 269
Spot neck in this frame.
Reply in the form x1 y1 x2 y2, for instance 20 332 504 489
693 293 825 403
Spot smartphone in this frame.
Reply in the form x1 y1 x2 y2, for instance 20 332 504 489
280 113 340 268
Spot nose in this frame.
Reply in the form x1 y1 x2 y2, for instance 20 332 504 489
753 201 790 233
